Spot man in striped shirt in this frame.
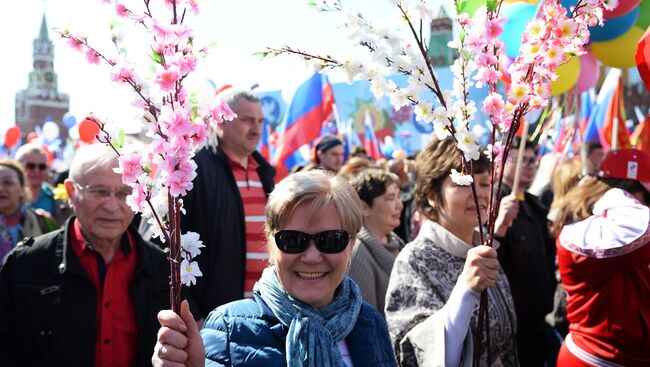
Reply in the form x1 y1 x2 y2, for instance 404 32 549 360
181 89 276 321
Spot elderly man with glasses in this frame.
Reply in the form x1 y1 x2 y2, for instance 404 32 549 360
0 143 171 367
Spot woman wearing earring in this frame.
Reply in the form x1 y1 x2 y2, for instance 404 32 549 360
385 137 518 366
348 169 404 315
152 170 396 366
0 160 59 261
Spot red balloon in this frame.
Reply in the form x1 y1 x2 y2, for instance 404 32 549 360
78 118 100 143
4 126 22 148
604 0 641 19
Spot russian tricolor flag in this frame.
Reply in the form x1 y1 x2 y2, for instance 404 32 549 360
363 110 382 160
274 73 334 171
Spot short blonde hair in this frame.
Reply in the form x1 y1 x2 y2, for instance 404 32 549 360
15 143 47 163
264 170 363 241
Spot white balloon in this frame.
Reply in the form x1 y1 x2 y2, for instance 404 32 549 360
42 121 60 142
68 124 80 140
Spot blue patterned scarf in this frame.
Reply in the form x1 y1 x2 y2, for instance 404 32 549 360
254 266 362 367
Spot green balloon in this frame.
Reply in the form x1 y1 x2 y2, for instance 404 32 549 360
463 0 485 17
637 0 650 29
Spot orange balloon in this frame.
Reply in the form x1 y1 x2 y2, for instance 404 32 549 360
78 118 100 143
4 126 22 148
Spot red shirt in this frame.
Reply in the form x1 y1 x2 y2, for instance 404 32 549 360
557 237 650 366
70 219 138 367
227 154 268 298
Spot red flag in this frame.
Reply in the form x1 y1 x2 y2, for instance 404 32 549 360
599 77 630 149
631 114 650 154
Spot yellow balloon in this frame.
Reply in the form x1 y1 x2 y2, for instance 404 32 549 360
590 26 644 69
503 0 537 3
550 56 581 96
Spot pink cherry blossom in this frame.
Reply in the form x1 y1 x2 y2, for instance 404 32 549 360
485 19 505 40
160 103 192 136
165 169 194 197
210 98 237 123
155 65 180 92
191 121 208 146
483 93 505 116
67 36 84 51
117 153 143 184
126 183 148 212
115 3 129 18
152 20 172 39
188 0 200 14
110 62 135 84
85 49 101 64
169 52 197 76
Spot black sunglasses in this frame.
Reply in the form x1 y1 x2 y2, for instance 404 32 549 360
274 230 350 254
24 163 48 171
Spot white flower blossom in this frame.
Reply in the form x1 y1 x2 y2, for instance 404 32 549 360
415 1 435 21
450 169 474 186
180 231 204 258
433 120 451 139
388 88 410 110
455 130 481 161
180 259 202 286
414 101 433 122
341 59 363 84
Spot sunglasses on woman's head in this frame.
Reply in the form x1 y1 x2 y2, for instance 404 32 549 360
274 230 350 254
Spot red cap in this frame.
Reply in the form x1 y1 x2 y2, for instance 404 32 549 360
598 148 650 192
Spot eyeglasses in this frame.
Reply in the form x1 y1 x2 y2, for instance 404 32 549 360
274 230 350 254
72 182 132 202
24 163 48 171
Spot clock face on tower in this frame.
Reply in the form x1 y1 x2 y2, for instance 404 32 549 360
40 69 56 88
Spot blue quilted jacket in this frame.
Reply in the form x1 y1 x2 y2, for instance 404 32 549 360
201 295 397 366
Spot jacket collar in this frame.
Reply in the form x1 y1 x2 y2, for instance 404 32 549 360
54 216 155 278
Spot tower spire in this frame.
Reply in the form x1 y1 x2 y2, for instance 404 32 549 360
39 14 49 41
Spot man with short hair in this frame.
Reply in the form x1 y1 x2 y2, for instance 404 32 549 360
181 89 276 319
314 135 344 173
495 138 557 367
584 141 604 174
0 144 170 367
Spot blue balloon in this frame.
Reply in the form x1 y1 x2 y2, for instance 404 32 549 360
589 6 639 42
63 113 77 128
411 112 433 134
501 2 537 59
562 1 639 42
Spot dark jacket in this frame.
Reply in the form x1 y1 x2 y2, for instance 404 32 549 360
497 186 557 366
0 217 170 367
181 146 275 319
201 296 397 366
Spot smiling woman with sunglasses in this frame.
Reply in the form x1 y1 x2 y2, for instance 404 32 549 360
15 143 72 225
152 170 396 367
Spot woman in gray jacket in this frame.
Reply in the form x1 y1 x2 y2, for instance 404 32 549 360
348 169 405 315
385 138 518 366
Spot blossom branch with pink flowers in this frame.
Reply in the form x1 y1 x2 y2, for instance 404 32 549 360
59 0 225 314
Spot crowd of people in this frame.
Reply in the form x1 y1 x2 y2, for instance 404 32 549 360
0 88 648 367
